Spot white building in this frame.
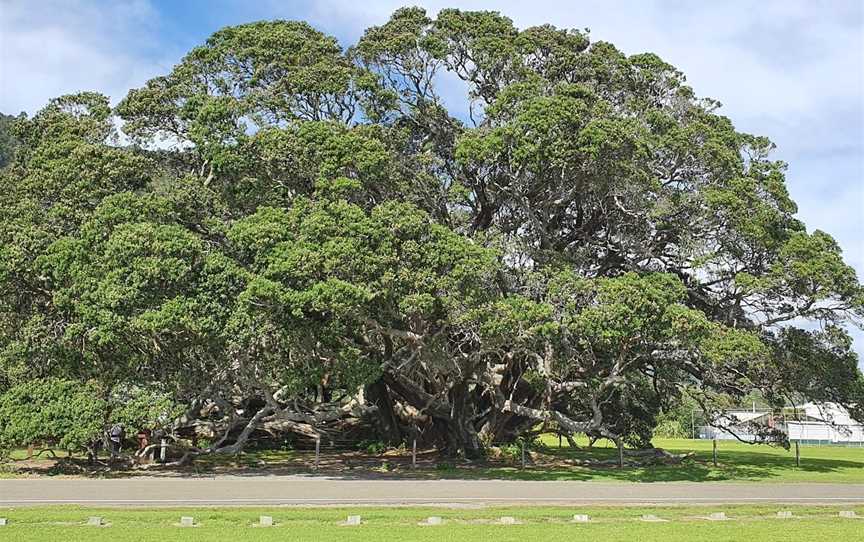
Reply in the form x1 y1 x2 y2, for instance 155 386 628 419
786 403 864 445
700 403 864 445
699 409 777 441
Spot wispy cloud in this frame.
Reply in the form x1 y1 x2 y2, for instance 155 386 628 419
0 0 177 113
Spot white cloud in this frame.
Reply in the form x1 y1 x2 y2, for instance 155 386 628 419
0 0 175 114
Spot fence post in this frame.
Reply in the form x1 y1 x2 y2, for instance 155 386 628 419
617 439 624 468
521 439 527 468
314 437 320 471
795 441 800 467
691 410 696 439
712 438 718 467
559 433 562 449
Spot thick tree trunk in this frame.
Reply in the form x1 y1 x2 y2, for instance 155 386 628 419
383 370 486 458
445 382 484 459
366 378 402 444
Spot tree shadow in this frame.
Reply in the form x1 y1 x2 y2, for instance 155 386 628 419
4 444 862 482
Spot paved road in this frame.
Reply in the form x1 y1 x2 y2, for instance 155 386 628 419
1 477 863 506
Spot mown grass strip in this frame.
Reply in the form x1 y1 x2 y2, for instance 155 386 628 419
0 504 862 541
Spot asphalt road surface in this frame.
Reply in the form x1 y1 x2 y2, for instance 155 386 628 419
1 477 863 506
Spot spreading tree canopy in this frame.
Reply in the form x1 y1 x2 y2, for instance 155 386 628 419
1 7 862 459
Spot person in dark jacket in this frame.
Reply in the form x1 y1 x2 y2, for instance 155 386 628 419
109 423 124 458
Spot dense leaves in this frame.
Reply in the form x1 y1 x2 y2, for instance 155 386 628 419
0 378 105 454
0 112 20 168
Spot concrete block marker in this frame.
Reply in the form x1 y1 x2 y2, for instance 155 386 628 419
342 515 362 526
640 514 668 523
498 516 520 525
776 511 793 519
839 511 858 519
572 514 590 523
179 516 196 528
259 515 274 527
418 516 443 526
707 512 728 521
86 517 104 527
0 518 7 526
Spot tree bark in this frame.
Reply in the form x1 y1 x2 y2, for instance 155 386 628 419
445 381 484 459
366 377 402 444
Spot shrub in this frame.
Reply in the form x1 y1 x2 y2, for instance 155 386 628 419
0 378 106 454
356 439 387 455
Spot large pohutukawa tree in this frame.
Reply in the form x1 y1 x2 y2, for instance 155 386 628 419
1 7 862 460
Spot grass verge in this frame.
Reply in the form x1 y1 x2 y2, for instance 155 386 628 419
0 505 862 541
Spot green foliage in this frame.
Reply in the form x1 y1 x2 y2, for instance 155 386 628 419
357 439 387 455
496 442 524 462
109 385 184 431
0 379 182 457
0 378 105 454
224 197 499 393
654 393 702 439
116 20 373 148
0 112 21 168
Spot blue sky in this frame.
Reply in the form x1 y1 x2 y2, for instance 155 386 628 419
1 0 862 366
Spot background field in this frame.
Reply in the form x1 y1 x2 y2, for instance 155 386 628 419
0 505 861 542
514 435 864 483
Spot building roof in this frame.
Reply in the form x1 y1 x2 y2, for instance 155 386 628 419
800 403 859 425
717 410 772 425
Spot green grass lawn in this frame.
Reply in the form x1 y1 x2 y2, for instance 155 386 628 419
193 436 864 483
0 505 861 542
5 436 863 483
463 435 864 483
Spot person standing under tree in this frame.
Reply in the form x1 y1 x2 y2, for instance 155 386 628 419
152 427 166 463
136 427 152 463
108 423 124 459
